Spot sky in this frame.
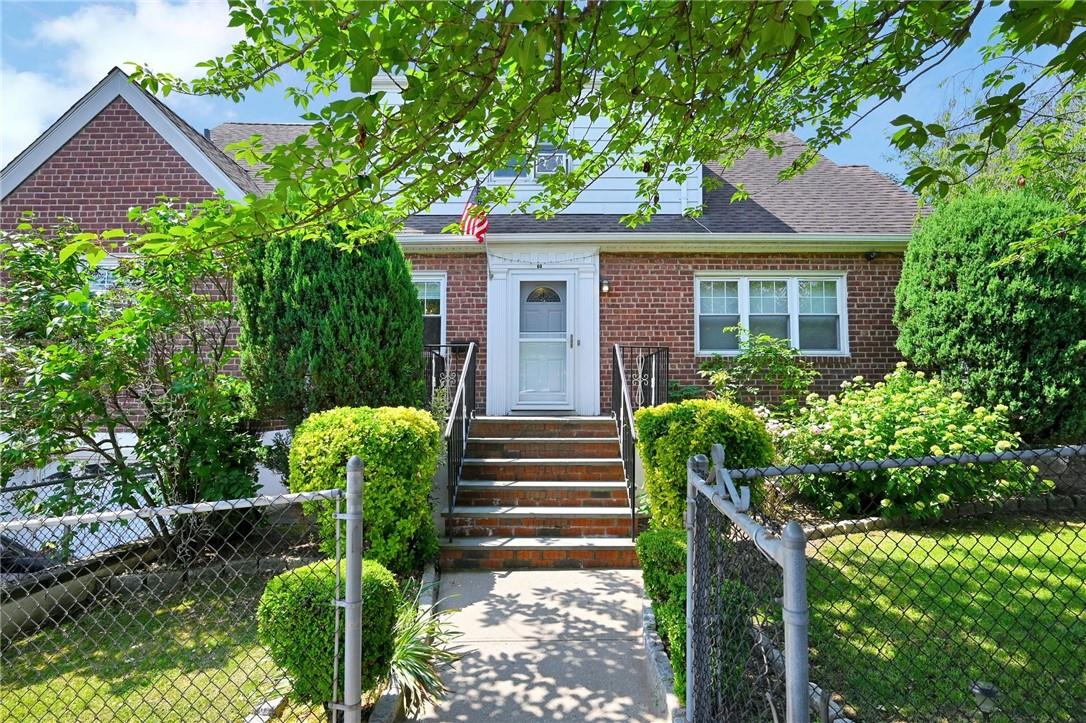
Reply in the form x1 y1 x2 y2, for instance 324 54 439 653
0 0 1019 179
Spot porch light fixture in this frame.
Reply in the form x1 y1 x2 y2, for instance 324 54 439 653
600 278 612 294
864 251 880 262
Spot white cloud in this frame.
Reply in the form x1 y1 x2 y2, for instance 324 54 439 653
1 0 241 164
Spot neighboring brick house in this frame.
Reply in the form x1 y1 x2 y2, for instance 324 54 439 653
2 68 920 416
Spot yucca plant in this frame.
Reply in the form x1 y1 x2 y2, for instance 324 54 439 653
387 584 463 717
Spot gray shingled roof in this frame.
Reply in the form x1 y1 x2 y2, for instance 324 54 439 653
209 124 921 234
142 93 262 197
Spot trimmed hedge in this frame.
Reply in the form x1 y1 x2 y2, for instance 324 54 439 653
289 406 441 574
636 529 688 703
257 559 399 704
635 399 774 530
895 190 1086 441
236 225 425 429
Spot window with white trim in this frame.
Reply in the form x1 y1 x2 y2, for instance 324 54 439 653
489 144 569 183
412 273 446 346
695 275 847 355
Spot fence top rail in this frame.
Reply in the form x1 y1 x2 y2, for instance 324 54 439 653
688 454 785 567
727 444 1086 481
0 489 342 533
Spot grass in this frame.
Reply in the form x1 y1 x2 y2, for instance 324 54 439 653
2 575 289 722
808 518 1086 722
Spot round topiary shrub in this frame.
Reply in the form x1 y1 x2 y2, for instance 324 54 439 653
289 406 441 574
235 224 425 429
635 399 774 530
895 189 1086 441
257 559 399 704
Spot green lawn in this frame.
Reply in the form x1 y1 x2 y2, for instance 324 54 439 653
1 575 290 722
808 519 1086 722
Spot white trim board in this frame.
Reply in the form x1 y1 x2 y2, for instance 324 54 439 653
1 68 249 201
400 232 910 254
486 245 601 416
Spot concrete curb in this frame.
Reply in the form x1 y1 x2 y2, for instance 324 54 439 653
368 563 439 723
243 695 286 723
641 602 686 723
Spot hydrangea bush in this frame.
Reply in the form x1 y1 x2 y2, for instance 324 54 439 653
775 364 1046 519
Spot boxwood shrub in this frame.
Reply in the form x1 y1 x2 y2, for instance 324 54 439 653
636 529 688 702
289 406 441 574
257 559 399 704
635 399 774 530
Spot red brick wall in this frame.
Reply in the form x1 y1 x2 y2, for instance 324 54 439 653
0 96 215 232
407 253 490 408
599 252 904 411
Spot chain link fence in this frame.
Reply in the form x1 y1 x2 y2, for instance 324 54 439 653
1 489 342 722
687 444 1086 723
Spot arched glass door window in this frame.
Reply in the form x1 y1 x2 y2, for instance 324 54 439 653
525 286 562 303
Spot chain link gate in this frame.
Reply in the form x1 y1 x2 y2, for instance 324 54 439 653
1 457 370 722
686 445 809 723
686 443 1086 723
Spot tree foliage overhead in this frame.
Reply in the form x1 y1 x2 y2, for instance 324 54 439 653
124 0 1085 248
895 190 1086 442
235 224 424 428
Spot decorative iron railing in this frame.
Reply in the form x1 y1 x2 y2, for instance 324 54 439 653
433 342 477 522
611 345 669 538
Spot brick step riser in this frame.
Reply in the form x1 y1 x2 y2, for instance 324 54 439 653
440 547 639 571
446 516 631 538
466 440 621 458
461 463 625 481
470 421 617 438
457 487 629 507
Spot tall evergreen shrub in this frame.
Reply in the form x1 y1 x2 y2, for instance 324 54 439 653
236 225 424 427
895 190 1086 441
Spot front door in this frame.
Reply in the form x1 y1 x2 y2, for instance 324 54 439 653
517 279 573 408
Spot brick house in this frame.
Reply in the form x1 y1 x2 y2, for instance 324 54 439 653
2 68 918 417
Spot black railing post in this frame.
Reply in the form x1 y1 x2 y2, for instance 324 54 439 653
439 342 477 536
612 344 669 539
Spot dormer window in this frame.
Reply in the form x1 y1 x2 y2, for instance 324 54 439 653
533 144 569 176
489 144 568 183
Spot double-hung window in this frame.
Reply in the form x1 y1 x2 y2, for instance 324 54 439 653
695 274 847 355
412 273 446 346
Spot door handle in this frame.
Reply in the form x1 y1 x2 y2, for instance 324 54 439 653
569 334 574 348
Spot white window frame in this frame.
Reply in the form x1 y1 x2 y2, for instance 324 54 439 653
86 253 132 295
412 272 447 347
486 144 570 186
694 271 850 357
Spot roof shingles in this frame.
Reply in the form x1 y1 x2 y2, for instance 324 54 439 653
208 124 921 235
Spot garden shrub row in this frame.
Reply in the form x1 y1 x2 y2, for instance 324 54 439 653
636 529 687 702
289 405 441 575
257 559 399 703
775 365 1046 519
635 399 774 530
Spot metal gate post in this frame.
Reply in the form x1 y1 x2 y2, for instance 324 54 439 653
781 521 809 723
343 456 365 723
685 455 707 720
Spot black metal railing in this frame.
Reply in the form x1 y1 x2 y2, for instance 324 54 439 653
423 343 474 411
440 342 477 521
612 344 669 538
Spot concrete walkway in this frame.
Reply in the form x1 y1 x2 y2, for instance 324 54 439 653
415 569 666 722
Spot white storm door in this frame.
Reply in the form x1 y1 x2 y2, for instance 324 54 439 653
517 279 574 407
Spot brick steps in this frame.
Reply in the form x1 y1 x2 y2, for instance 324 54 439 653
466 437 620 459
456 479 628 507
461 458 625 481
440 416 636 571
470 416 616 438
446 506 630 538
440 537 639 570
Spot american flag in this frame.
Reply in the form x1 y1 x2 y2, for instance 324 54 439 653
460 182 489 243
